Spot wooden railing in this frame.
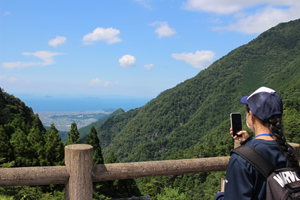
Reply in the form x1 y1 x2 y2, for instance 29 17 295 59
0 143 299 200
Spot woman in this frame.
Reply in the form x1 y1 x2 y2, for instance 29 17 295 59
214 86 299 200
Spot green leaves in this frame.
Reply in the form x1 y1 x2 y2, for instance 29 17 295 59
27 126 47 166
44 123 64 166
283 98 300 144
85 126 104 165
65 121 81 145
0 125 13 163
10 128 32 167
106 150 117 164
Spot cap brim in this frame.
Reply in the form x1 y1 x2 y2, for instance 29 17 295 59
240 96 248 104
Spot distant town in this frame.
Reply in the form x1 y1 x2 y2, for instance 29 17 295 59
36 110 113 131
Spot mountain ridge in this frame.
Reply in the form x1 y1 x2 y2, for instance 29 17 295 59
97 19 300 162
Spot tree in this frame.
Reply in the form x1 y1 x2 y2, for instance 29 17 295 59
85 126 104 165
44 123 64 166
88 147 142 199
283 98 300 144
85 126 108 199
156 187 187 200
32 113 46 133
104 150 141 198
10 128 32 167
27 126 47 166
0 125 13 163
65 121 81 145
106 150 117 164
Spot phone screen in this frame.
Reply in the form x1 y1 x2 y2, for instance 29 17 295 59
231 113 242 137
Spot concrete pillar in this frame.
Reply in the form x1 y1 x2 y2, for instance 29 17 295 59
65 144 93 200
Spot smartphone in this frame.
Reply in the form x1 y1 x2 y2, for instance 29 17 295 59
230 113 242 137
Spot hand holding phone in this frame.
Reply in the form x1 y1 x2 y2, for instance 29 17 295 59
230 113 242 137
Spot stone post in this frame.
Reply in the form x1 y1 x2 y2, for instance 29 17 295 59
65 144 93 200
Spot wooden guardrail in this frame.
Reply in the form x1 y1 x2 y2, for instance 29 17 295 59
0 143 299 200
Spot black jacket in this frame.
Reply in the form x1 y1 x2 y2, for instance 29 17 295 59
214 138 286 200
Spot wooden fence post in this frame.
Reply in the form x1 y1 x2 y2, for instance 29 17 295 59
234 140 240 149
65 144 93 200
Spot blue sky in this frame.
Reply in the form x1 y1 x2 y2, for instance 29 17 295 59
1 0 300 100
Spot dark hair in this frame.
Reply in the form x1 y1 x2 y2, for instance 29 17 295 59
246 105 300 172
246 104 250 113
268 115 300 172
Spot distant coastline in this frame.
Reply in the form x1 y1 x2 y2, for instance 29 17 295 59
18 96 152 112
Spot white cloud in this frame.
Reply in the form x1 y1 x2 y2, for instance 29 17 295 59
183 0 298 14
22 51 64 65
89 77 101 86
171 50 215 69
82 27 121 45
150 21 176 38
119 55 136 68
210 18 222 24
133 0 152 10
104 81 112 86
2 62 38 68
22 80 32 85
0 75 6 80
9 77 17 83
183 0 300 34
183 0 252 14
213 5 300 34
143 64 153 70
233 11 247 18
2 51 64 69
49 36 67 47
4 11 10 15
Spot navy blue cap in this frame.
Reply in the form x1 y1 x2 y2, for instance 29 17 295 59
240 87 283 123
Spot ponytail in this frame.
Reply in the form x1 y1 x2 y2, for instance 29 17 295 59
268 114 300 173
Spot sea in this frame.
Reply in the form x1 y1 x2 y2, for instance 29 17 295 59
19 96 152 112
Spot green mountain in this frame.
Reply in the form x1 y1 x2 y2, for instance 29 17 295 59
96 19 300 162
95 108 140 151
79 108 125 142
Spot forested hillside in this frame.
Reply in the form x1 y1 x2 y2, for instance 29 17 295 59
0 87 66 199
0 89 141 199
79 108 125 142
96 19 300 163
